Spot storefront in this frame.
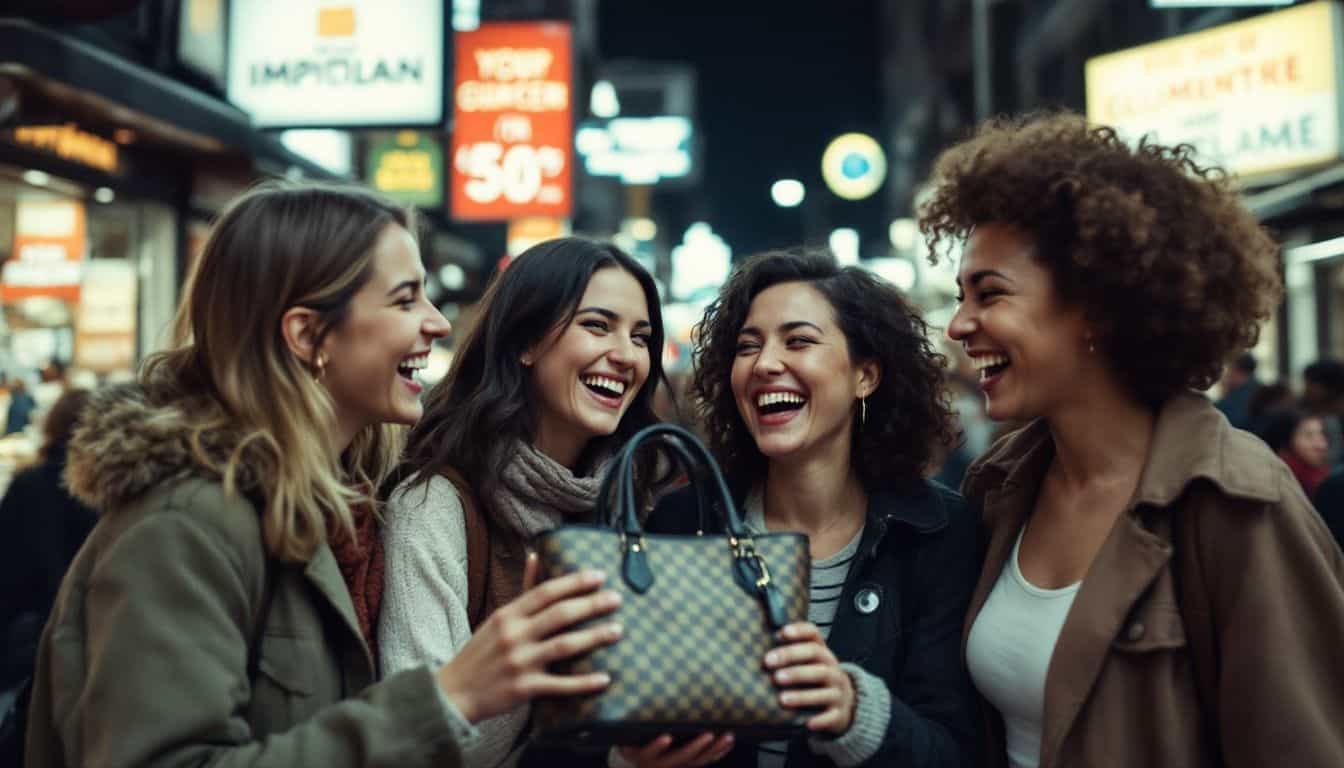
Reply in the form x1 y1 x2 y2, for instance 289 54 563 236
0 15 335 482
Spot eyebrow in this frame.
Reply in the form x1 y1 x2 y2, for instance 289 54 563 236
738 320 826 336
386 278 423 297
576 306 652 329
954 269 1011 288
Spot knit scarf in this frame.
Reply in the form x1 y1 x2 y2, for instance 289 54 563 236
496 441 607 535
329 493 384 660
470 442 607 625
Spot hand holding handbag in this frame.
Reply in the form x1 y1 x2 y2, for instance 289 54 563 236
532 424 814 746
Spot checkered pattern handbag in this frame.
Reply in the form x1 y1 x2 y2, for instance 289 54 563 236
532 424 813 746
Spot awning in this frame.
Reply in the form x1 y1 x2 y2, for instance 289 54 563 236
0 18 337 179
1243 163 1344 222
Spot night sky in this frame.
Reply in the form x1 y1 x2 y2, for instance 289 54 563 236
597 0 885 258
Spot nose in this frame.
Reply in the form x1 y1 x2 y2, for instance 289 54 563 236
753 340 786 376
946 303 976 343
422 303 452 340
605 335 639 368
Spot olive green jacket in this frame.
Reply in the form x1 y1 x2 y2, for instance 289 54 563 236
24 384 472 767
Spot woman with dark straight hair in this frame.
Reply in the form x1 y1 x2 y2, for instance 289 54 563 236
381 236 669 767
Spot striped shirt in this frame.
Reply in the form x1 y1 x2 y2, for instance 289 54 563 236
744 491 864 768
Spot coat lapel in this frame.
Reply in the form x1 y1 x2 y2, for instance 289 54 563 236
962 425 1053 661
304 544 375 674
962 483 1030 658
1038 513 1171 768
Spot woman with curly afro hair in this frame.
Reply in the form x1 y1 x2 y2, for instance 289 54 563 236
629 248 980 768
925 111 1344 767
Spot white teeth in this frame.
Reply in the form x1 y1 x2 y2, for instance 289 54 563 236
755 392 807 408
398 352 429 371
970 354 1009 372
582 375 626 395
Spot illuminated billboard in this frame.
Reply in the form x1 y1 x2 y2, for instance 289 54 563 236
451 22 572 220
228 0 445 128
1086 1 1344 178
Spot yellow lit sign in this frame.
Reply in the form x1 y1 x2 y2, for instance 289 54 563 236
12 124 119 174
1086 1 1342 178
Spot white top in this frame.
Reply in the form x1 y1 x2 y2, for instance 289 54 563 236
965 526 1081 768
380 475 530 768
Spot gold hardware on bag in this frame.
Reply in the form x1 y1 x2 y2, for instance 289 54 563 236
753 555 772 589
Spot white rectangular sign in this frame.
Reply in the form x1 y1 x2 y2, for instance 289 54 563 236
227 0 444 128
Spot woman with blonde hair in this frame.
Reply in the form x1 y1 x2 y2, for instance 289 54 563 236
23 183 624 768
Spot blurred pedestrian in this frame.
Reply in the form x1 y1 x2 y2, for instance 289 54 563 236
637 248 979 768
4 378 35 436
381 237 667 768
24 182 622 768
1247 381 1293 438
1214 352 1260 431
0 389 95 716
923 111 1344 767
1259 406 1331 499
1302 359 1344 466
1310 470 1344 554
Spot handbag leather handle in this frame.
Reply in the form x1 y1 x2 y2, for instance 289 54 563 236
596 430 719 535
595 425 790 628
597 424 748 540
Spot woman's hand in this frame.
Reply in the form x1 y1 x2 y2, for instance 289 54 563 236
436 553 623 723
615 732 735 768
763 622 856 735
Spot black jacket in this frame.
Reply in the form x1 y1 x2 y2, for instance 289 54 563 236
643 479 981 768
0 448 97 688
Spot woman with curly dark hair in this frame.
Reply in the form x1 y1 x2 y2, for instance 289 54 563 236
626 249 979 768
922 111 1344 768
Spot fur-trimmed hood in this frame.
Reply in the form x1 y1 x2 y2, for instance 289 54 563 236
66 383 261 513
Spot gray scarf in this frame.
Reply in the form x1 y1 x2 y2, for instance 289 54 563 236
494 441 607 536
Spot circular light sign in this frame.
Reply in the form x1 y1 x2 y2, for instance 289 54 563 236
821 133 886 201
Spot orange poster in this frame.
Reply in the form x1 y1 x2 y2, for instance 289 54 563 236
4 200 86 303
452 22 572 220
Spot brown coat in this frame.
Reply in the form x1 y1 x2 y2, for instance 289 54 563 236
962 394 1344 768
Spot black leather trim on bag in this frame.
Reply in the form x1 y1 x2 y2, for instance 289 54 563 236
532 424 815 747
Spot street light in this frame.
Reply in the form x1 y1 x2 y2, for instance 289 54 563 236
771 179 805 208
829 228 860 266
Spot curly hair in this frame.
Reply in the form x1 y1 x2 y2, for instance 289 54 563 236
692 248 956 492
919 111 1282 406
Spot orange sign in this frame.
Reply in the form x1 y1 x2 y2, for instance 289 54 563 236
3 200 86 303
452 22 572 221
318 6 355 36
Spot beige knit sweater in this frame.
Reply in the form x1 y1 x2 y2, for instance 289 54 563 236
380 475 530 768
